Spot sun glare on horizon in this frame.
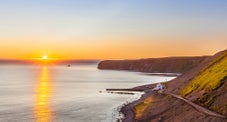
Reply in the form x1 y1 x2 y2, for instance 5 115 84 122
42 55 48 60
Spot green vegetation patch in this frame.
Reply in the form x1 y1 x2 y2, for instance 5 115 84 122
181 52 227 96
197 93 214 107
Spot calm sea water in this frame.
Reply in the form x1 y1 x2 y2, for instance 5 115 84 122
0 64 175 122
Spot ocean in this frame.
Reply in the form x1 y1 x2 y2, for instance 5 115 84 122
0 64 175 122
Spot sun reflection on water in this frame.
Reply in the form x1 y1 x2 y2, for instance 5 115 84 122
34 66 53 122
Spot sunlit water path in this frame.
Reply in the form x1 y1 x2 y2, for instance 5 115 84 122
34 66 52 122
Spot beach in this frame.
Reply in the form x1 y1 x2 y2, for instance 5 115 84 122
107 84 156 122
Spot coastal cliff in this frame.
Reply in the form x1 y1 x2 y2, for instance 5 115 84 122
121 49 227 122
98 57 208 74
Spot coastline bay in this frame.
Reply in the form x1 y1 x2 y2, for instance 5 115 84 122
0 64 175 122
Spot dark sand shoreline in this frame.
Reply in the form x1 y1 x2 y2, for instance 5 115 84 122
107 84 156 122
120 84 156 122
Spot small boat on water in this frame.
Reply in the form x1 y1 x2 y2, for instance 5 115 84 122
67 64 71 67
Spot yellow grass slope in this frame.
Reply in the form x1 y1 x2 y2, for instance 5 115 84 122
181 51 227 96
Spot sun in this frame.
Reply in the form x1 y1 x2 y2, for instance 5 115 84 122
42 55 48 60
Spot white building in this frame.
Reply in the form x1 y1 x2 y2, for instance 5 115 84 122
152 83 164 91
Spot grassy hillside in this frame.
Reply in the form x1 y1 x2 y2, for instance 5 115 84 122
180 50 227 115
126 50 227 121
181 51 227 96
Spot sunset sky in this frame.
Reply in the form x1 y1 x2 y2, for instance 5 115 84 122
0 0 226 60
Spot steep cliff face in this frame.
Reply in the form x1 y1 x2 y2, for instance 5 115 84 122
98 57 209 74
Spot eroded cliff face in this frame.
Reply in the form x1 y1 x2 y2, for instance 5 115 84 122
98 56 209 74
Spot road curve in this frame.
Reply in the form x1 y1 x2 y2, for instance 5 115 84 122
162 90 227 119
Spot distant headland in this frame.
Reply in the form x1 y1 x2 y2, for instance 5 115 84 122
98 56 209 74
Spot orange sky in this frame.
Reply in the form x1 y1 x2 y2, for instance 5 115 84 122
0 1 226 60
0 35 226 60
